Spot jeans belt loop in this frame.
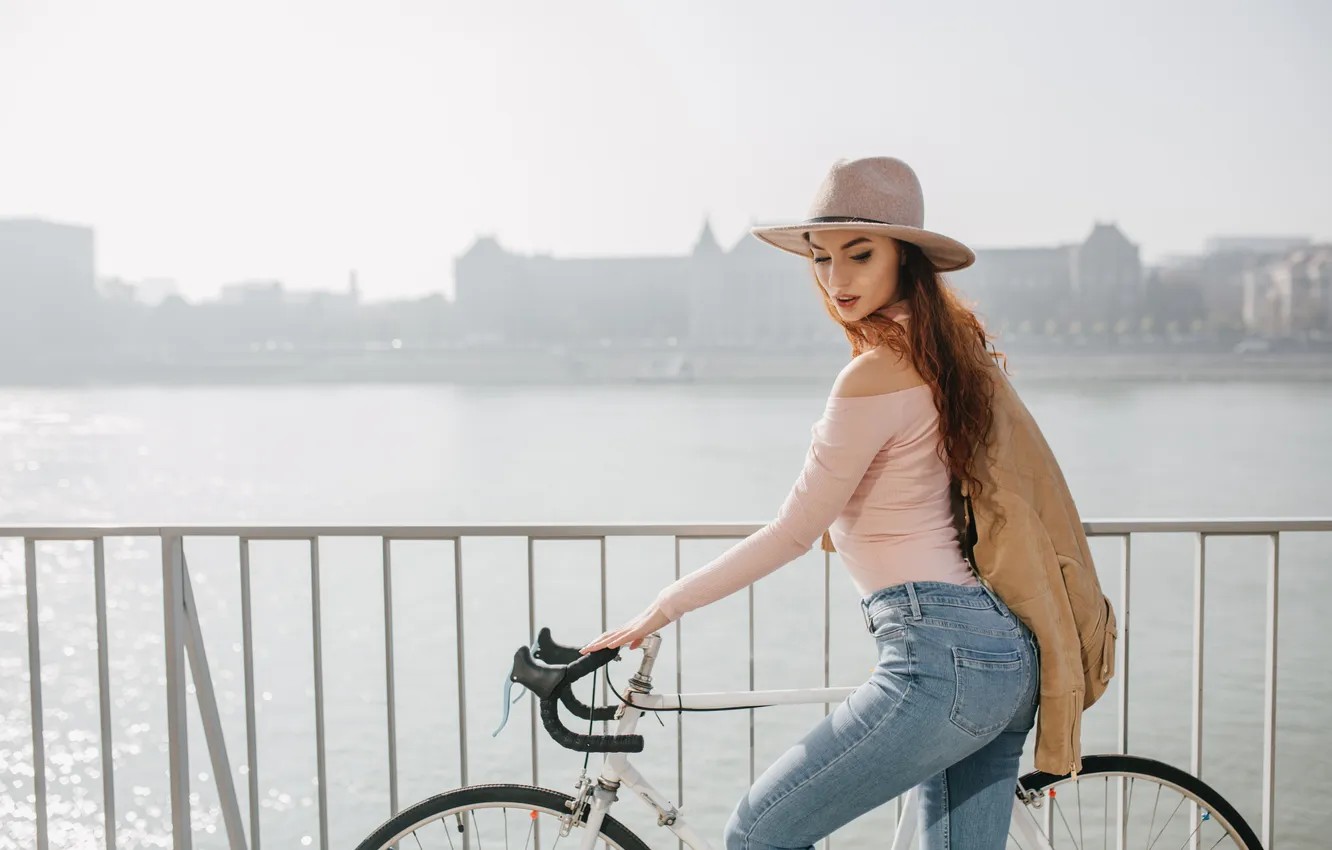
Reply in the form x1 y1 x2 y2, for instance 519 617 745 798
862 601 874 633
904 581 922 621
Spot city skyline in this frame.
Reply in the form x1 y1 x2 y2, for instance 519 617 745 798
2 1 1329 300
6 211 1321 306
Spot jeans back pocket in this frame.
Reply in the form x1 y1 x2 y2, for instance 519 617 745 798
949 645 1025 738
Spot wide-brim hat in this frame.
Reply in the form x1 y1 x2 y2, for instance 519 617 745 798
751 157 975 272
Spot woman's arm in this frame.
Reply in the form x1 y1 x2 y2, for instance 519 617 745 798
580 387 910 653
650 393 903 621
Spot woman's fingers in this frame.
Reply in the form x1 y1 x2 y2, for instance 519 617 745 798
580 607 669 654
581 626 633 654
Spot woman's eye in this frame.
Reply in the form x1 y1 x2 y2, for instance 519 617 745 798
813 256 831 264
851 251 873 262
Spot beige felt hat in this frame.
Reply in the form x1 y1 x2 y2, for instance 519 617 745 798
751 156 975 272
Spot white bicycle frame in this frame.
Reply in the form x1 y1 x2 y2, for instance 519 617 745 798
571 634 1054 850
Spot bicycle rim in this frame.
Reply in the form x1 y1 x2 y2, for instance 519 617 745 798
1011 755 1262 850
354 783 650 850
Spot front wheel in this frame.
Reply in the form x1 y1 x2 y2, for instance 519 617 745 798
353 783 651 850
1015 754 1263 849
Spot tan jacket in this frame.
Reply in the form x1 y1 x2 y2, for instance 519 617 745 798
963 362 1117 774
820 362 1116 775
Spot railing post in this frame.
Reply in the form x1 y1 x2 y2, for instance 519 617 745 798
310 539 329 850
93 537 117 850
1262 533 1280 850
454 537 469 789
1190 533 1207 850
382 537 399 817
181 553 249 850
240 538 261 850
162 533 193 850
24 538 49 850
1117 533 1132 850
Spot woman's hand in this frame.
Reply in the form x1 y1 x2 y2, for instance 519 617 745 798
580 606 670 654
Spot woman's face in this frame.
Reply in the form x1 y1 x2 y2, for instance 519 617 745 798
807 230 902 322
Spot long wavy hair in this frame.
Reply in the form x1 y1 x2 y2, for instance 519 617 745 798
815 240 1007 493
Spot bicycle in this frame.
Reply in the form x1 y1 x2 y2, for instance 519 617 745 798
354 627 1263 850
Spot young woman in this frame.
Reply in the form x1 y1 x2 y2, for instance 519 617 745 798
582 156 1037 849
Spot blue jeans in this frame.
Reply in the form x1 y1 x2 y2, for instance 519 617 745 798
724 581 1039 850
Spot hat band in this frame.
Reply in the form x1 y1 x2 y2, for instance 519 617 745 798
805 215 893 226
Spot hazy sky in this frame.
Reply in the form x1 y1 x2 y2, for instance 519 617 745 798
1 0 1328 300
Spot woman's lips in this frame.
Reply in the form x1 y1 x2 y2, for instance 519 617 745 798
835 296 860 308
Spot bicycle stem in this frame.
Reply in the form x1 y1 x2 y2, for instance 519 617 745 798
626 632 663 693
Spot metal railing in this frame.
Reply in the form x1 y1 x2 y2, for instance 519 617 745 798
5 518 1331 850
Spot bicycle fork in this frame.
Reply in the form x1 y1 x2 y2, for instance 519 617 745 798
570 632 718 850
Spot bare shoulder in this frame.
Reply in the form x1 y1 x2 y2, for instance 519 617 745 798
831 347 927 398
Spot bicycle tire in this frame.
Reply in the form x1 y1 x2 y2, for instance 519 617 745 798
1017 754 1263 849
353 782 652 850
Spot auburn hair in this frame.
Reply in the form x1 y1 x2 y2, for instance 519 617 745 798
815 241 1007 493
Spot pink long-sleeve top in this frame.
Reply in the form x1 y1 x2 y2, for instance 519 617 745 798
652 381 977 622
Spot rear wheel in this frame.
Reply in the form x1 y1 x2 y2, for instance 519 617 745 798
1012 754 1262 849
353 783 650 850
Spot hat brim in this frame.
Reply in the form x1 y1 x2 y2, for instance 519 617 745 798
750 221 975 272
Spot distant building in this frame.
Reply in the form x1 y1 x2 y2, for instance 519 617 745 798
1243 246 1331 336
688 221 842 348
454 221 1149 346
135 277 180 307
216 275 361 314
219 279 286 307
951 222 1142 331
0 218 98 347
454 222 842 348
0 219 96 302
96 275 181 306
98 275 138 303
1205 236 1310 255
1191 236 1312 330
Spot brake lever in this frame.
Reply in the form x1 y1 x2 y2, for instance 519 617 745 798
492 635 542 737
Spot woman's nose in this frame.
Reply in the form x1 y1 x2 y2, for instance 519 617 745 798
828 262 852 290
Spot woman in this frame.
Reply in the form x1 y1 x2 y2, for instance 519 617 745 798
582 157 1037 849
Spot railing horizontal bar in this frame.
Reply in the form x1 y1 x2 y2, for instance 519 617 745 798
3 517 1332 540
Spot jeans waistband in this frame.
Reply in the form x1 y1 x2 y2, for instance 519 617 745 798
858 580 1006 632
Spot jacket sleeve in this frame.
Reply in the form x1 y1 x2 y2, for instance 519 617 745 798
652 395 900 622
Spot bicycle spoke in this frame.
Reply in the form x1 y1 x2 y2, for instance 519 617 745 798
992 763 1252 850
445 814 458 850
1176 818 1206 850
1012 790 1049 850
1126 776 1135 840
523 814 536 850
1103 777 1109 850
1145 781 1163 849
1146 796 1187 850
1053 795 1083 850
1076 777 1085 850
